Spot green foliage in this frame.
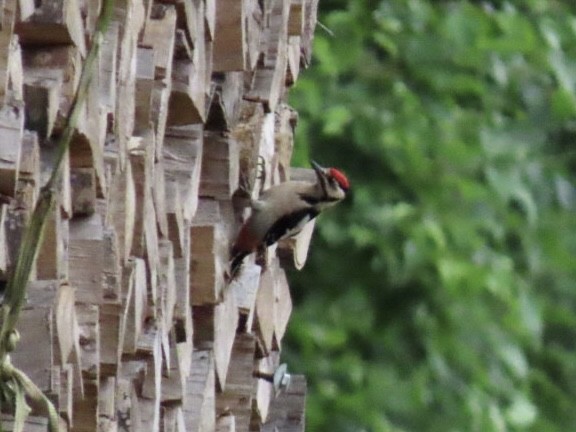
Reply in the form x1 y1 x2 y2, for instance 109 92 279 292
287 1 576 431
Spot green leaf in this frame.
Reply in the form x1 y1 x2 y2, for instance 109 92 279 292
287 1 576 430
322 106 352 136
551 87 576 120
506 394 537 428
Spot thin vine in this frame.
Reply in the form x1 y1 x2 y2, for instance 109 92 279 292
0 1 115 430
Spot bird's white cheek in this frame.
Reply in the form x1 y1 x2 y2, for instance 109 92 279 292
316 201 337 211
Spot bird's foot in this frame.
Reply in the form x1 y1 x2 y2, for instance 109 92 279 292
255 245 268 272
238 171 252 196
232 172 253 220
256 155 267 194
256 155 266 182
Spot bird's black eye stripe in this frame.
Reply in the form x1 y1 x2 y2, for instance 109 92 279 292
319 176 328 199
301 194 340 204
300 194 321 205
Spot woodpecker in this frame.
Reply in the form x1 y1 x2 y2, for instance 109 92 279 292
230 160 350 275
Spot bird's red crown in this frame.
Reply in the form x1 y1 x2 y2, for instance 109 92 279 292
329 168 350 191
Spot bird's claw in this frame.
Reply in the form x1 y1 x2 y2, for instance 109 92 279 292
236 156 265 196
255 245 268 271
256 156 266 181
232 156 268 221
232 172 253 221
237 171 252 196
256 155 267 194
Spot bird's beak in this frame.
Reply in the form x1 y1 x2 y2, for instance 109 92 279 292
311 160 327 179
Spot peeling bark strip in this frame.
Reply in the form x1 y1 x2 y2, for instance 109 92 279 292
0 0 319 430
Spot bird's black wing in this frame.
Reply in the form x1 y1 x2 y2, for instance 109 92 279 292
263 207 319 247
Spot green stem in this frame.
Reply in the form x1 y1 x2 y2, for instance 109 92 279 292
46 1 114 189
1 359 60 431
0 188 54 361
0 0 115 380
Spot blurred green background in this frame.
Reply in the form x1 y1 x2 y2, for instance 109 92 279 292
286 1 576 431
